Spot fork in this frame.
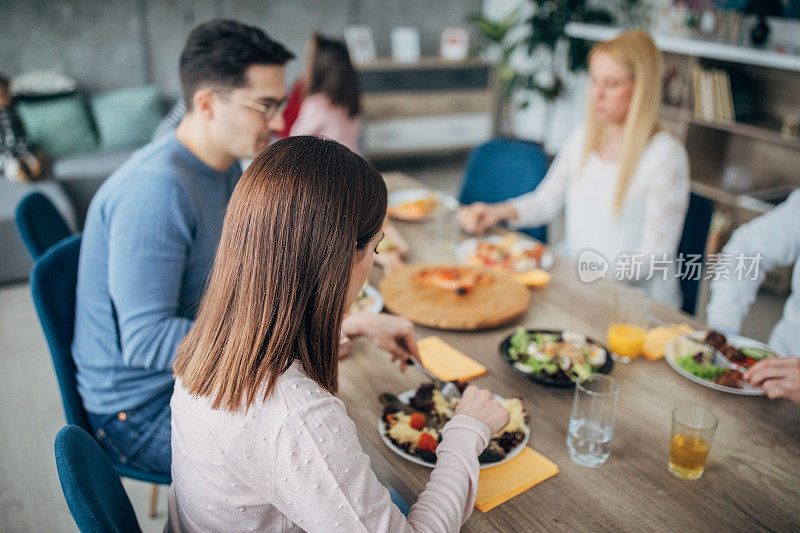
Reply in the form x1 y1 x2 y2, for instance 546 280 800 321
685 334 749 374
708 345 749 374
405 358 462 400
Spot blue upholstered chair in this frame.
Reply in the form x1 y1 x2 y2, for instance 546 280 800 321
31 235 170 518
55 424 143 533
15 191 73 260
459 138 551 243
678 193 714 315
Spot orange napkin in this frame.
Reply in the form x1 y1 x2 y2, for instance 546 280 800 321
417 336 487 381
475 447 559 512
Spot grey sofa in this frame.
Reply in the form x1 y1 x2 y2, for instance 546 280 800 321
0 145 137 284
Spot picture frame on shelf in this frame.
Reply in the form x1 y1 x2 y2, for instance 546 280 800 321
344 25 377 65
391 27 420 63
440 27 469 61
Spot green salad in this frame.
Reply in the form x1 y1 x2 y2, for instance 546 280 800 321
507 327 607 382
676 355 728 381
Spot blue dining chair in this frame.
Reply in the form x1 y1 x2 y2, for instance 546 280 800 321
55 424 143 533
678 192 714 315
15 191 73 260
459 138 551 243
31 235 170 518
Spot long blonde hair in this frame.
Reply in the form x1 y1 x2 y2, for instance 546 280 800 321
582 30 663 213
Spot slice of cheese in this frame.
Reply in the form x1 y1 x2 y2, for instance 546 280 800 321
512 269 551 289
642 324 695 360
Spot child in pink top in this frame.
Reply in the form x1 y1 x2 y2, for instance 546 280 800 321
168 136 508 532
289 33 361 153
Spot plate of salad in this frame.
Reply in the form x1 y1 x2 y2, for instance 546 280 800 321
664 330 780 395
499 328 613 387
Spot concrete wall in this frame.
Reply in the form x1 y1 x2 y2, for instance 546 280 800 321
1 0 481 97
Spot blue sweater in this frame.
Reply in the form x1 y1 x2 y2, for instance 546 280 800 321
72 134 240 414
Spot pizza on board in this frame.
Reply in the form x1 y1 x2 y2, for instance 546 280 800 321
412 266 492 295
380 264 530 331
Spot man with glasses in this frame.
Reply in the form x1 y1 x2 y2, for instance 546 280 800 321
73 18 421 477
72 20 294 475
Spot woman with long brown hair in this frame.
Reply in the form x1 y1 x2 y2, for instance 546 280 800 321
289 33 361 152
168 136 509 531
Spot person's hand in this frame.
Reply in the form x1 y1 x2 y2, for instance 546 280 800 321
454 385 510 434
342 313 419 370
744 357 800 405
458 202 516 235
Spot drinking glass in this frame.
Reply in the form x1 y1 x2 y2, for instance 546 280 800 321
427 198 460 261
669 406 718 480
606 287 650 363
566 374 619 467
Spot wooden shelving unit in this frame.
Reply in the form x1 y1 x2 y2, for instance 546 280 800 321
565 22 800 72
684 114 800 150
355 58 497 159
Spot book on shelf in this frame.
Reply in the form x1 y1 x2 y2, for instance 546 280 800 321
692 65 736 124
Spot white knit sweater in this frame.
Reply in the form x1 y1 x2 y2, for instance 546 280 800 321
168 360 490 532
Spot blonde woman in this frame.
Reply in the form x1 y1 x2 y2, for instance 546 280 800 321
459 30 690 306
168 136 509 532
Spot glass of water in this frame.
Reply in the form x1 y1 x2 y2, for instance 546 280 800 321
567 374 619 467
426 197 460 261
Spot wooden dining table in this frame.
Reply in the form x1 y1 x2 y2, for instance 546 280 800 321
336 171 800 531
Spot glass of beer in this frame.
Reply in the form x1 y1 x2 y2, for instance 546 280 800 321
606 287 649 363
669 406 718 480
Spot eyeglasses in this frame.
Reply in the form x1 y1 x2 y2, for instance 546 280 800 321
218 90 288 121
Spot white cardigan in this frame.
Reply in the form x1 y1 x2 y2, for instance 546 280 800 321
509 125 690 306
168 361 490 532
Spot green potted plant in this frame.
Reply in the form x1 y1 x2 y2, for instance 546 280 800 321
469 1 615 135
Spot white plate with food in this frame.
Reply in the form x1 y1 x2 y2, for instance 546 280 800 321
387 189 459 222
664 330 781 395
379 384 530 469
348 284 383 315
455 234 554 272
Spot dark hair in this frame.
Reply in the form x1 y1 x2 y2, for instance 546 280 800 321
305 33 361 117
179 19 294 110
0 75 9 91
174 136 386 411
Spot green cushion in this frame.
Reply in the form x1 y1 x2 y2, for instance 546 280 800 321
90 86 163 149
17 94 98 158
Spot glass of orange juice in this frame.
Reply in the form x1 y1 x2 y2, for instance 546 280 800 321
606 288 649 363
669 406 718 480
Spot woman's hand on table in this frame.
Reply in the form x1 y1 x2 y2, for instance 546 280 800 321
455 385 510 434
458 202 517 236
341 313 419 370
744 357 800 406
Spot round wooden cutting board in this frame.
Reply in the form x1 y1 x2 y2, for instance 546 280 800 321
379 264 530 330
